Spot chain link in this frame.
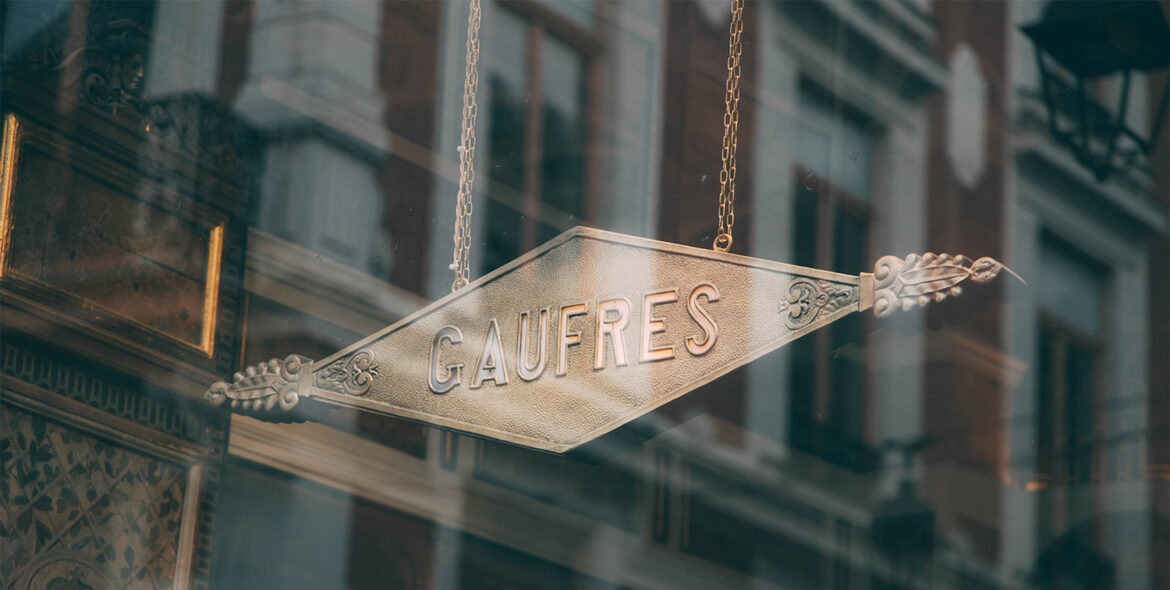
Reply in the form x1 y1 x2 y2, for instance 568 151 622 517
714 0 744 253
451 0 482 291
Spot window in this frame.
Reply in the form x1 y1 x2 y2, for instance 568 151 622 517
1034 234 1107 547
471 2 623 525
788 81 879 471
482 4 595 272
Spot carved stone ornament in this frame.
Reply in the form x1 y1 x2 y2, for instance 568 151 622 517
4 14 256 177
202 228 1019 450
4 15 153 119
872 252 1020 318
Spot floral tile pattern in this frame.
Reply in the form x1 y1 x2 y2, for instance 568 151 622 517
0 403 188 589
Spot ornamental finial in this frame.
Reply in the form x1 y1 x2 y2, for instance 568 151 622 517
206 355 315 419
871 253 1023 317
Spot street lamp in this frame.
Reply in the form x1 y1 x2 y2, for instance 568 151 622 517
1021 0 1170 182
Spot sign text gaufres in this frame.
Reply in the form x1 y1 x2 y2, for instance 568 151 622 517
425 280 721 395
208 227 1012 453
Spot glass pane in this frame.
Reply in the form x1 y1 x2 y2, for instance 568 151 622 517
832 205 868 275
538 33 586 242
792 183 820 268
1036 323 1057 482
3 1 1165 589
483 8 530 271
795 82 876 201
1038 235 1106 337
1066 341 1096 486
486 8 530 193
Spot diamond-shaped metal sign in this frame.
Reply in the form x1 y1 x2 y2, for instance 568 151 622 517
208 227 1012 453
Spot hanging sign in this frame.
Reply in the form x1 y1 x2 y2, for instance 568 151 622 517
207 227 1011 453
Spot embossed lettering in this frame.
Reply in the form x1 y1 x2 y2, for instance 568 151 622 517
594 298 631 369
517 308 550 381
557 303 588 376
685 283 720 356
429 282 722 388
640 290 677 362
472 318 509 388
428 326 463 394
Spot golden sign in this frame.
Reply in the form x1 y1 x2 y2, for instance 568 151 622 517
208 227 1012 453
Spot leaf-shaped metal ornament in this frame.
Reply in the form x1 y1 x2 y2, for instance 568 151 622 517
206 355 316 418
872 252 1022 317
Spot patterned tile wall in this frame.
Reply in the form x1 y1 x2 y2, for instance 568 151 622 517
0 336 228 590
1 403 187 589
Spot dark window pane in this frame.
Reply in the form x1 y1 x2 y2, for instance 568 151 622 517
793 184 819 268
484 73 529 271
483 9 530 272
681 462 755 573
829 313 866 438
789 335 818 424
474 441 638 531
1036 323 1057 481
487 75 528 192
832 206 867 275
538 35 587 243
483 196 525 272
1066 341 1096 486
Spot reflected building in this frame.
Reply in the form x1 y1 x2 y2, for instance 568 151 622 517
1 1 1166 589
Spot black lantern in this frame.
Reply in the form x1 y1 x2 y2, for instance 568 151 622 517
1022 0 1170 182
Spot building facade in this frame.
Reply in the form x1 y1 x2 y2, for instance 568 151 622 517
1 1 1166 589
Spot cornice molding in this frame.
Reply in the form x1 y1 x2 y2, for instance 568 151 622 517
228 416 776 590
1014 126 1167 236
805 0 947 92
245 228 427 334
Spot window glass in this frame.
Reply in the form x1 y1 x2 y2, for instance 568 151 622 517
482 8 588 271
794 82 877 202
483 8 531 271
537 34 587 242
1037 235 1106 338
1 1 1166 589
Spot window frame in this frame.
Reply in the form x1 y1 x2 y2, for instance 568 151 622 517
481 0 604 267
787 162 878 469
1034 310 1106 547
1035 312 1105 484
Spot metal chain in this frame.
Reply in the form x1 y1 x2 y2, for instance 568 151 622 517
714 0 744 253
451 0 482 291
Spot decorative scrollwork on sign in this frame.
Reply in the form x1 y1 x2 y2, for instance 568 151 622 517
777 279 859 329
872 252 1021 317
316 351 380 396
206 355 313 414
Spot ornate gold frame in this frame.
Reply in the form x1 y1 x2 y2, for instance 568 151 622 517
0 113 225 359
